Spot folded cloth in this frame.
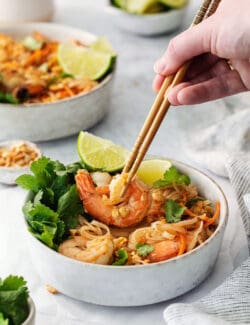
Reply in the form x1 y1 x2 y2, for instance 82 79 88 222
177 93 250 178
164 155 250 325
184 108 250 178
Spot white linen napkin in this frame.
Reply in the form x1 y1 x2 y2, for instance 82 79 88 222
163 155 250 325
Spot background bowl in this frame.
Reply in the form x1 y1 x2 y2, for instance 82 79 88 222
23 158 228 306
0 23 115 142
106 4 188 36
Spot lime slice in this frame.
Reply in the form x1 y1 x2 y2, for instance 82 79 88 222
145 3 167 13
58 44 113 80
136 159 172 185
77 131 129 172
126 0 158 14
112 0 127 9
158 0 187 9
90 37 116 57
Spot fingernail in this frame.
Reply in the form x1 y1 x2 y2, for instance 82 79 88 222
154 60 166 74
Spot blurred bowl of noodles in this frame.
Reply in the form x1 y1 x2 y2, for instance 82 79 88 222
21 158 228 306
0 23 116 142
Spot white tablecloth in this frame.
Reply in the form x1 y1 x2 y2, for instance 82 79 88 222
0 1 249 324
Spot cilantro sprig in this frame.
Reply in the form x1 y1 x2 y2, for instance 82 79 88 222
136 243 154 257
164 199 186 223
153 166 190 188
16 157 86 249
0 276 29 325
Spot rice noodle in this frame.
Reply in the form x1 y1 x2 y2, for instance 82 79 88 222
187 221 204 251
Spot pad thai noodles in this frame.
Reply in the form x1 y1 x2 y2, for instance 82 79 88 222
0 32 113 104
18 157 220 266
61 168 220 265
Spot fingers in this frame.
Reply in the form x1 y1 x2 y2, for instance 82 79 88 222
154 16 214 77
152 74 165 92
189 59 231 84
152 53 220 92
167 70 247 105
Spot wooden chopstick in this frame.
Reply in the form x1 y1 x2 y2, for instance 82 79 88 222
121 0 221 196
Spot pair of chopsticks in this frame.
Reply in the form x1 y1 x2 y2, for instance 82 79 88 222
121 0 221 196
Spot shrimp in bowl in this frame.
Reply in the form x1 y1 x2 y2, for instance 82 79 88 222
19 155 227 305
56 167 220 266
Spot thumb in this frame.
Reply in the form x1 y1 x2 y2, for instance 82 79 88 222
154 16 214 76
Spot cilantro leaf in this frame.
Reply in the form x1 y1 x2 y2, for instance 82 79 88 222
164 199 186 223
112 249 128 265
23 202 60 248
57 185 84 232
33 190 43 205
30 157 53 188
0 275 29 325
0 92 19 104
0 313 8 325
15 174 39 192
136 243 154 257
153 166 190 188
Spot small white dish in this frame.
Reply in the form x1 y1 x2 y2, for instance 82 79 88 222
0 140 41 185
22 297 36 325
22 158 228 306
106 3 188 36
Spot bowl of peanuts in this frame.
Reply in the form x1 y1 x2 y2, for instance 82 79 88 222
0 140 41 184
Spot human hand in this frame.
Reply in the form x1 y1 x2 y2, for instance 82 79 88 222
153 0 250 105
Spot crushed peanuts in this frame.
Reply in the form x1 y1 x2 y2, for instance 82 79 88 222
0 143 39 167
46 284 59 294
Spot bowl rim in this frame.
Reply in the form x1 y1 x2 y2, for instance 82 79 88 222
0 22 115 110
23 157 228 269
106 2 188 17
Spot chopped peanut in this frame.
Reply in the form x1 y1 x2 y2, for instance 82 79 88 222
0 143 39 167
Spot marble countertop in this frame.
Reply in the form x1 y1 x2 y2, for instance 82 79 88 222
0 1 249 324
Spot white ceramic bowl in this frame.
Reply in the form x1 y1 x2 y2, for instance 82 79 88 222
106 3 188 36
0 140 41 185
0 23 115 142
23 159 228 306
22 298 36 325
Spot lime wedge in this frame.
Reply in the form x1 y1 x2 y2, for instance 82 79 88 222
112 0 127 10
77 131 129 172
126 0 158 14
136 159 172 185
145 3 167 13
58 44 113 80
90 37 116 57
158 0 187 9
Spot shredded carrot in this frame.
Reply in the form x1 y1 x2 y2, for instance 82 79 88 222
177 233 186 256
181 190 187 204
205 201 220 228
182 205 197 218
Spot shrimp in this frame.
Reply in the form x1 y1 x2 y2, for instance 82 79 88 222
75 170 151 228
58 235 113 265
128 221 180 263
148 241 179 263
